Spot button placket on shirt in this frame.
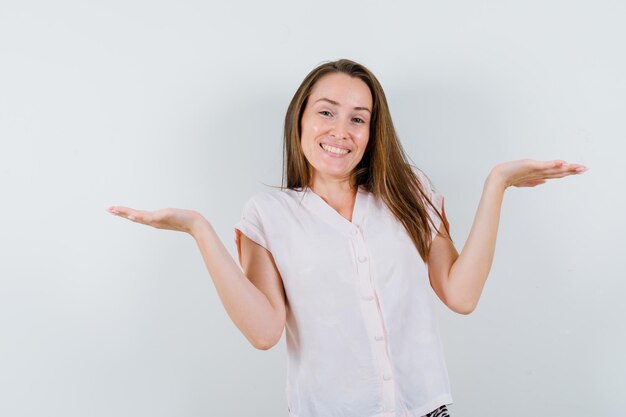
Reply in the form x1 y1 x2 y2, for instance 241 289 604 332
351 224 396 413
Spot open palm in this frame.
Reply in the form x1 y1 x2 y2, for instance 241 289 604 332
106 206 201 234
492 159 587 188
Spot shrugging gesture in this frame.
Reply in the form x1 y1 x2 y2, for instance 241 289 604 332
105 57 590 417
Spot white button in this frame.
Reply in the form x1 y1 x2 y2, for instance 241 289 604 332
383 373 393 381
351 228 358 235
358 255 368 263
375 335 384 341
361 295 374 301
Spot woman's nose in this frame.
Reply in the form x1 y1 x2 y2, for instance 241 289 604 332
330 117 350 139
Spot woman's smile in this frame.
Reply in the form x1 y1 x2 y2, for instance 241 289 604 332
320 143 351 157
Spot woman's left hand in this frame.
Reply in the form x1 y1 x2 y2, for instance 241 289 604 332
490 159 588 189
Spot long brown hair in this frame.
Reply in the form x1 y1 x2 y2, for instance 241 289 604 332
281 59 452 262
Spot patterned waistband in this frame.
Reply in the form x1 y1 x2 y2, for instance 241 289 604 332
424 404 450 417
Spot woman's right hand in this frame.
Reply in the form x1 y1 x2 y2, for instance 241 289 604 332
106 206 204 235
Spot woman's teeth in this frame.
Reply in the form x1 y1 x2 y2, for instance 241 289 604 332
321 143 350 155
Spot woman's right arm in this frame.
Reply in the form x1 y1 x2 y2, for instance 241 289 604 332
191 217 286 350
107 206 286 350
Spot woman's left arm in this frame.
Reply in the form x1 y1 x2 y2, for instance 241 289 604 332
428 159 587 315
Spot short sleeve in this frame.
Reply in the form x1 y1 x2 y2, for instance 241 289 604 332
233 195 270 266
412 167 446 239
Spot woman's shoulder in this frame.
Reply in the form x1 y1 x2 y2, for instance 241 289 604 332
243 186 304 209
409 164 438 195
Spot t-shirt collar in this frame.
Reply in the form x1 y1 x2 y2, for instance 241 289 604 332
301 185 369 237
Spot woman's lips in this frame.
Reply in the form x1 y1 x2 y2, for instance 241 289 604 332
320 143 351 157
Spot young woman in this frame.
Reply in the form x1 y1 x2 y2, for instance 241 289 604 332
107 59 587 417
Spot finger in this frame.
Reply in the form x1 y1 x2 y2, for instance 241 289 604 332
561 164 587 175
528 170 584 182
555 160 587 170
571 164 588 173
540 162 587 176
107 205 134 214
107 206 142 221
521 160 565 176
533 160 565 171
543 160 575 172
551 160 567 167
535 167 587 181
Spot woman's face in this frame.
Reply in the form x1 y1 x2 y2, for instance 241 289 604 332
300 72 372 186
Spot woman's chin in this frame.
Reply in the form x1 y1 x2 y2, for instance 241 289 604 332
312 166 353 180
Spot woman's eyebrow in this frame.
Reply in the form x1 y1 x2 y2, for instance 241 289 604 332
314 97 371 113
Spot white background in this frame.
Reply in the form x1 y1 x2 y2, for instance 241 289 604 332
1 0 624 416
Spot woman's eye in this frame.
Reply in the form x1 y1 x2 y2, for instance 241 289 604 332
319 110 332 117
353 117 365 124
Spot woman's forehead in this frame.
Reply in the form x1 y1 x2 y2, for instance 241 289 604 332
309 73 372 108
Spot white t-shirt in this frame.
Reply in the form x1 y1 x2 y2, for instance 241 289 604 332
233 168 453 417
